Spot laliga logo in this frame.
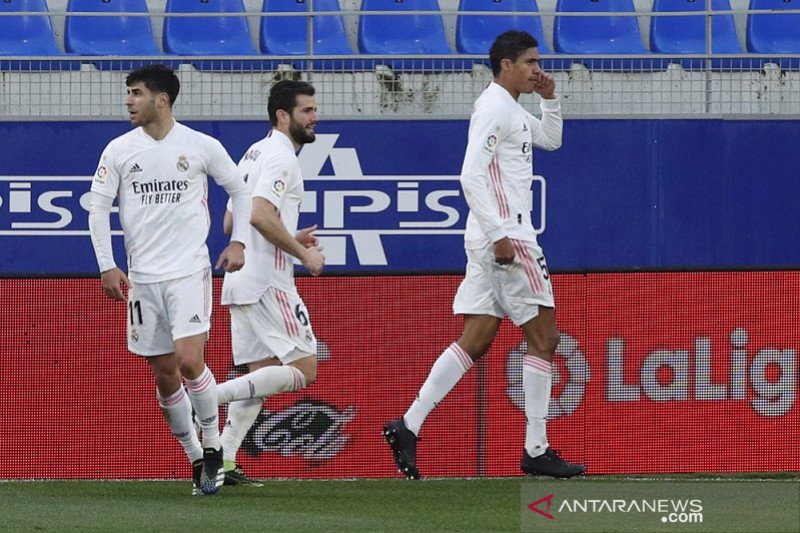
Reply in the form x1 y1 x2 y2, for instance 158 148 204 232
506 333 591 418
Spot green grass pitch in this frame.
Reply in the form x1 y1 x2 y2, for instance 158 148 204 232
1 474 798 532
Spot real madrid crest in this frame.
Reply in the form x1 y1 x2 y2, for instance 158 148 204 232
176 155 189 172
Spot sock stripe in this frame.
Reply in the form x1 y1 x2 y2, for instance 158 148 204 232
289 367 305 391
450 343 474 372
523 355 552 374
158 387 186 407
186 367 213 393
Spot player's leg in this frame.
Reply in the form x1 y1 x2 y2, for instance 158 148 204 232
148 353 203 462
402 314 500 436
384 245 504 479
517 307 582 477
502 241 584 478
219 355 277 487
384 314 500 480
168 268 223 494
131 280 203 493
218 289 317 483
218 290 316 404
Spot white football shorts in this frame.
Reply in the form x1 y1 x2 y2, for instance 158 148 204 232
127 267 212 356
228 287 317 366
452 239 554 326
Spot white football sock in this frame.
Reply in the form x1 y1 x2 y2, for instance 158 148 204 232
185 365 221 450
523 355 552 458
157 386 203 463
218 366 306 405
403 343 473 436
221 398 264 465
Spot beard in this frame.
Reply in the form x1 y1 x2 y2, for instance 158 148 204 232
289 119 315 145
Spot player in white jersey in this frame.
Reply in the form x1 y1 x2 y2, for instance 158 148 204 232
213 80 324 485
384 31 586 479
87 65 252 496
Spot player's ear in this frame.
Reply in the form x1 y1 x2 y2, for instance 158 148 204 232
156 92 169 109
277 108 289 125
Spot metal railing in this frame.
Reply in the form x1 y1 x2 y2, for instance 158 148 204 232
1 5 799 119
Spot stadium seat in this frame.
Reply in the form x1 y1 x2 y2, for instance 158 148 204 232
553 0 662 71
746 0 800 69
456 0 565 70
358 0 464 71
0 0 78 70
650 0 745 70
260 0 361 71
163 0 261 71
456 0 550 54
65 0 163 70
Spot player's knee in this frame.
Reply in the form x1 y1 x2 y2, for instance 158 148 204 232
455 338 493 360
543 330 560 356
302 368 316 387
529 330 560 357
291 356 316 388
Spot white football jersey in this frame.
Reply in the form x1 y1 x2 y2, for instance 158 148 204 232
461 82 562 250
221 129 304 305
91 121 245 283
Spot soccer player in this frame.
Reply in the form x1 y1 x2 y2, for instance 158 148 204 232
383 30 586 479
214 80 324 485
88 64 251 495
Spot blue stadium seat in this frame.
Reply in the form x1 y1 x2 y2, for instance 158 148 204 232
163 0 261 71
0 0 78 70
65 0 163 70
358 0 464 71
456 0 550 54
746 0 800 69
553 0 662 71
650 0 745 70
260 0 362 71
456 0 565 70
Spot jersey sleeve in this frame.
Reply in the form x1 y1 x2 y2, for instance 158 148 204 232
460 103 509 243
205 137 251 245
252 151 296 210
526 95 563 151
90 142 121 199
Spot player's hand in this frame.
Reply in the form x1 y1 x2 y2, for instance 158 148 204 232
100 267 130 301
296 224 321 249
302 246 325 276
533 71 556 100
215 241 245 272
493 237 516 265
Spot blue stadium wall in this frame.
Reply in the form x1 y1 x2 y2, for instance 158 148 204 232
1 119 799 274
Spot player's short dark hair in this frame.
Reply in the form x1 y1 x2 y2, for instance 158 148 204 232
268 80 316 126
126 64 180 107
489 30 540 77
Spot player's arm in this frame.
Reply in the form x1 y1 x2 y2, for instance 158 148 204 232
251 154 324 275
206 138 251 272
251 197 324 276
526 78 562 151
223 202 233 236
88 148 130 300
460 106 514 264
